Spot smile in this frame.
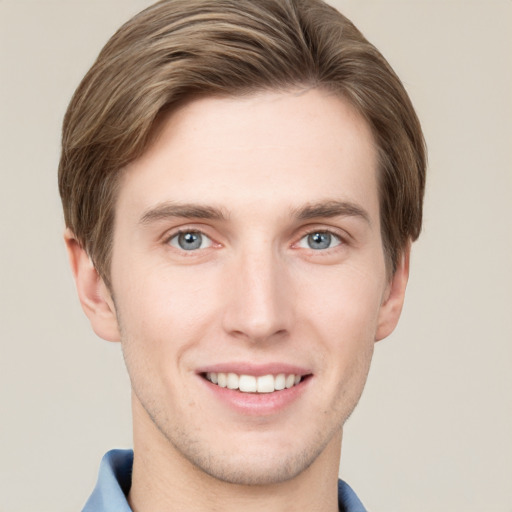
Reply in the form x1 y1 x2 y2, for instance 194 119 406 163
204 372 303 393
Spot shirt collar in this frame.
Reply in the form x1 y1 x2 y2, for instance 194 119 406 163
82 450 133 512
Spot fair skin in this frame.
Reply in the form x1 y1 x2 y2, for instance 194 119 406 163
66 89 409 512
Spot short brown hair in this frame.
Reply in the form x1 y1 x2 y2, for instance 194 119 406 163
58 0 426 283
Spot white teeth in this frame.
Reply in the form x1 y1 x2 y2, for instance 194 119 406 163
205 372 303 393
217 372 227 388
227 373 239 390
239 375 257 392
206 372 218 384
274 373 286 390
257 374 274 393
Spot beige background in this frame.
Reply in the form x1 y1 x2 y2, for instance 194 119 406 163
1 1 511 511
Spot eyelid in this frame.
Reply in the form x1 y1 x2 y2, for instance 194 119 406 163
292 224 350 247
162 222 211 240
296 231 342 250
162 224 220 250
168 230 213 250
160 223 350 253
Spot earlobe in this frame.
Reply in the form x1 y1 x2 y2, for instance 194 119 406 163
64 228 121 342
375 244 411 342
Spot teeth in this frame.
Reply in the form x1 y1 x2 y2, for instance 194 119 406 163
227 373 239 390
285 374 295 389
239 375 257 392
205 372 303 393
274 374 286 390
207 372 218 384
256 374 274 393
217 372 227 388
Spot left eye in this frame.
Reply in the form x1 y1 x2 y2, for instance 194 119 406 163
168 231 212 251
297 231 342 250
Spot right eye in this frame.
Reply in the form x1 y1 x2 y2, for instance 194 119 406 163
296 231 342 251
168 231 213 251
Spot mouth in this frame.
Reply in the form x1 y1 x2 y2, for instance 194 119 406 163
202 372 307 393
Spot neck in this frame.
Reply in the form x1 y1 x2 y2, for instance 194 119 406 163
128 396 342 512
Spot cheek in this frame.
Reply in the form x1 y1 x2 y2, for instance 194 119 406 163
116 253 216 318
298 265 385 337
112 260 223 364
294 263 384 392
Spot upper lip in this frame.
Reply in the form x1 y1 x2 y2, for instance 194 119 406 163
196 362 311 377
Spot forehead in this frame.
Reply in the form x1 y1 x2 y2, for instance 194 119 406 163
118 89 379 221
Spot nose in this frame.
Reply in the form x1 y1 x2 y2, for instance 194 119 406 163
221 246 293 344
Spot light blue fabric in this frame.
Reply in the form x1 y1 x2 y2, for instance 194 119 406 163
83 449 367 512
338 479 368 512
82 450 133 512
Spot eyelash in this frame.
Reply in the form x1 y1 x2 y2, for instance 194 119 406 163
295 229 344 251
163 227 348 253
166 229 215 252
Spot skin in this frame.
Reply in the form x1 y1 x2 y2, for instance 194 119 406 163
66 88 409 512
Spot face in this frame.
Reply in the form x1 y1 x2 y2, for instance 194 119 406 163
86 89 407 485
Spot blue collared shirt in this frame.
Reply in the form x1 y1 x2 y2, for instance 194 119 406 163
83 449 367 512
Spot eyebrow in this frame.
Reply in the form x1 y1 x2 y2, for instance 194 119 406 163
292 200 371 225
139 199 370 226
139 202 228 224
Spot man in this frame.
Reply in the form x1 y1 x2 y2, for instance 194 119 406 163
58 0 426 510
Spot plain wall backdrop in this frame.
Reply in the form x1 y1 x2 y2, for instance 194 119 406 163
1 1 511 511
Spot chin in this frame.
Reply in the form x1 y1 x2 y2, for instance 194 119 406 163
165 425 339 487
184 447 320 486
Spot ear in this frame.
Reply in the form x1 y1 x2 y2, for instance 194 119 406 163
64 228 121 342
375 243 411 342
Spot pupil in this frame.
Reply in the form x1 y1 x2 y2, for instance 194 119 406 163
308 232 330 250
179 232 201 250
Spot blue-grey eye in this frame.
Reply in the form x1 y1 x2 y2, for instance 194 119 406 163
169 231 212 251
298 231 341 250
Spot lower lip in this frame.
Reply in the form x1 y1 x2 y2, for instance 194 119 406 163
200 376 311 416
